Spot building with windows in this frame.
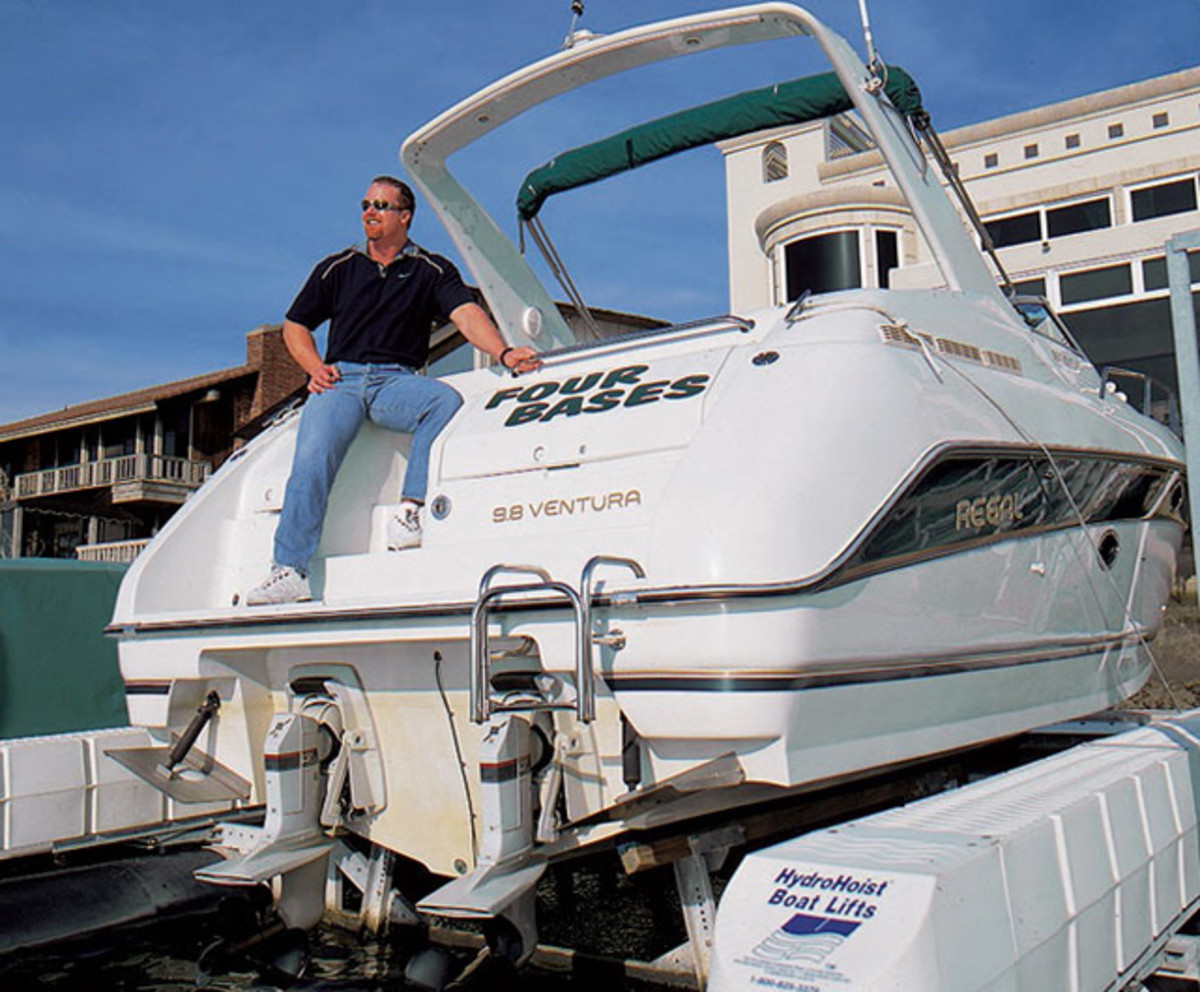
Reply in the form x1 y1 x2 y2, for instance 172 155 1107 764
0 325 306 562
720 66 1200 396
0 304 660 562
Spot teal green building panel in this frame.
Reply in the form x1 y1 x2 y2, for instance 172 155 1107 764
0 560 129 739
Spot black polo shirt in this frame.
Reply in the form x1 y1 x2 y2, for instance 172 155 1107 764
286 241 475 367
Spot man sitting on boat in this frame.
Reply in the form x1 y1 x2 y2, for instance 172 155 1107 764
247 176 539 606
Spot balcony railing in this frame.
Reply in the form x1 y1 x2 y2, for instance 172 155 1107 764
76 538 152 564
15 454 211 501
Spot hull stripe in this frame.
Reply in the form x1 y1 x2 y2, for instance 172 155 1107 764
604 631 1150 693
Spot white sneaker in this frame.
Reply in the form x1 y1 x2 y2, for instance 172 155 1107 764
386 500 423 551
246 565 312 606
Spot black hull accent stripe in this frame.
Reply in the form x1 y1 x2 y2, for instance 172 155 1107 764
604 633 1150 693
108 443 1183 638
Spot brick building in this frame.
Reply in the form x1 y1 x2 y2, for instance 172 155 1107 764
0 300 661 562
0 324 305 561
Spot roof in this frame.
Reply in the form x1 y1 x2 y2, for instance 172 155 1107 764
817 64 1200 183
0 364 257 443
942 64 1200 151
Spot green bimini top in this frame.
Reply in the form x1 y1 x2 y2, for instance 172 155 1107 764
517 66 922 222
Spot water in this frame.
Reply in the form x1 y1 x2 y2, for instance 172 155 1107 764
1 920 424 991
0 861 686 992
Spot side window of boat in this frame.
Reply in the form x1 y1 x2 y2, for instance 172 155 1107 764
1011 297 1083 353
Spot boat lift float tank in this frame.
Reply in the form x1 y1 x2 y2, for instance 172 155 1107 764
708 710 1200 991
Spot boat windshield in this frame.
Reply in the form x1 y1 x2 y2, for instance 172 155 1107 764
1011 297 1083 353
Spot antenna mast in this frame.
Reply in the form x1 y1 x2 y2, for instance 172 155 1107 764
563 1 586 49
856 0 881 75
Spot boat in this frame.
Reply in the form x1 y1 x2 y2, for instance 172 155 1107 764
104 0 1186 973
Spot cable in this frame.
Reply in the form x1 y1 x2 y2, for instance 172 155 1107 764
912 114 1017 298
434 650 479 860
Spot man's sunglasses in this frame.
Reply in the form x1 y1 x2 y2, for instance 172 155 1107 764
361 199 410 213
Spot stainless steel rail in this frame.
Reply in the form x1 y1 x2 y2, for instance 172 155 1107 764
470 555 646 724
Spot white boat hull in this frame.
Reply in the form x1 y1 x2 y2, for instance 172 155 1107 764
115 504 1179 875
104 5 1186 954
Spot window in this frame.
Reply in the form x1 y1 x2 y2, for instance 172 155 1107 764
1143 252 1200 291
984 211 1041 248
104 431 136 459
1131 177 1198 222
762 142 788 183
784 231 861 299
827 117 872 159
875 230 899 289
161 406 190 459
1013 277 1047 297
1012 299 1076 349
38 435 58 468
1060 263 1133 305
1024 143 1039 160
1153 112 1169 129
1108 122 1125 140
426 328 474 377
64 431 83 466
985 195 1114 251
1143 257 1168 292
1046 197 1111 238
984 152 999 169
1065 133 1081 150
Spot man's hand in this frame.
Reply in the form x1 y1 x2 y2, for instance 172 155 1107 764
282 320 340 393
502 346 542 374
449 302 543 375
307 363 341 393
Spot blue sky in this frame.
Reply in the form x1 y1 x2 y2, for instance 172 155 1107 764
0 0 1196 425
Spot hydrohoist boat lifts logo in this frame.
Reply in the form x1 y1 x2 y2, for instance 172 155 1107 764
485 363 710 427
734 865 895 990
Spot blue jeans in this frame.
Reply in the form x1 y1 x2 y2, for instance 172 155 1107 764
272 363 463 571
